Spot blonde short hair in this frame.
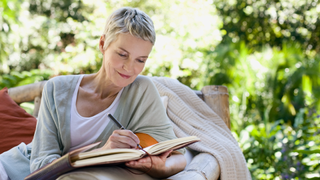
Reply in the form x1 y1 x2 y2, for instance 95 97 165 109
102 7 156 50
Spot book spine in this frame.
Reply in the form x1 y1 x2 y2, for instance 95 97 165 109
24 154 74 180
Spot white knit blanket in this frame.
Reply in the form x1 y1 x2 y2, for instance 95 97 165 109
151 77 251 180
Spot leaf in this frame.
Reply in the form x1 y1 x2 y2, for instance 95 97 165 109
302 74 312 96
307 178 320 180
294 108 305 128
293 149 320 154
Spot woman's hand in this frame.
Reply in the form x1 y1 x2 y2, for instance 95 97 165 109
99 130 140 150
125 150 187 179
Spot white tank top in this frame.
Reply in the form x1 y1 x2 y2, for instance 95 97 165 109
70 75 123 151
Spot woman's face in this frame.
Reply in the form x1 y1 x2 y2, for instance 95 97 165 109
99 33 153 88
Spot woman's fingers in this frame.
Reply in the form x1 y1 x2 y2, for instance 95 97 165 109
125 150 173 171
103 130 140 149
158 149 173 159
114 129 140 145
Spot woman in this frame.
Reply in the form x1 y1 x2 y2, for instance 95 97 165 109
0 7 186 180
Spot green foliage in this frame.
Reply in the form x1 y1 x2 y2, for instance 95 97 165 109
0 0 22 73
201 39 320 128
215 0 320 53
0 0 101 75
237 108 320 179
29 0 89 22
0 69 53 89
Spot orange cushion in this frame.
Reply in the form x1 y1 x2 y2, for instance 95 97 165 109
135 132 158 148
0 87 37 153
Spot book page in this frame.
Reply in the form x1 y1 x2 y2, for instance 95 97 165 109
144 136 200 155
74 148 145 161
69 141 101 158
72 150 145 167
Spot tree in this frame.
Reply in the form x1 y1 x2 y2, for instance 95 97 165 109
215 0 320 53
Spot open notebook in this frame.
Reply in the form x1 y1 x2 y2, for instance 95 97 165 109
25 136 200 180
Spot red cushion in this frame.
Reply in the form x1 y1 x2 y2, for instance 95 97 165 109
0 87 37 153
135 132 159 148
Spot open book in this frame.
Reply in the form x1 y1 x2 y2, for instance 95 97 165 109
71 135 200 167
25 136 200 180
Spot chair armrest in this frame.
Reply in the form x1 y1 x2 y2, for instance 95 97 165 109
8 81 47 117
201 85 230 129
165 153 220 180
8 81 47 104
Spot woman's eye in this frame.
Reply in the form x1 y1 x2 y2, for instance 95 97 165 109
137 59 145 63
118 53 126 57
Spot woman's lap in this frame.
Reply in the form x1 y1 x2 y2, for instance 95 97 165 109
57 166 156 180
57 148 196 180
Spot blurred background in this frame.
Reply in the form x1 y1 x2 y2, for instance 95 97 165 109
0 0 319 179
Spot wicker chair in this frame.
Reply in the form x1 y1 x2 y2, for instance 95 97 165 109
8 81 230 180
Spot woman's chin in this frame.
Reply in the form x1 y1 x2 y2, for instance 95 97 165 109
114 78 134 88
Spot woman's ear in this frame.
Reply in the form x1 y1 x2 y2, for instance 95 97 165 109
99 35 105 53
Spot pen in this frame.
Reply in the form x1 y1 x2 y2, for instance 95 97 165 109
107 113 125 130
107 113 143 149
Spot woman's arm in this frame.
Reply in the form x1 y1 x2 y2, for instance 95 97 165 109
30 80 63 172
125 150 187 179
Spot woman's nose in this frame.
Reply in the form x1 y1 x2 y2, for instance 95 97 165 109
122 59 133 72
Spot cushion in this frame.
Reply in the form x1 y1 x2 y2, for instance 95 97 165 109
134 133 158 148
0 87 37 153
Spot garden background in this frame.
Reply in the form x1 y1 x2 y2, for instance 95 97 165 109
0 0 319 179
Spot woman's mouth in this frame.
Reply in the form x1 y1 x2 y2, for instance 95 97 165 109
118 72 131 79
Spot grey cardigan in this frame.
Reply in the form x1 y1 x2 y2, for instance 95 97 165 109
0 75 178 180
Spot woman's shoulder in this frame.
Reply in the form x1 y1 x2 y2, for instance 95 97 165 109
124 75 157 95
132 75 153 86
43 75 82 95
48 74 81 83
45 75 82 88
41 75 82 105
129 75 156 90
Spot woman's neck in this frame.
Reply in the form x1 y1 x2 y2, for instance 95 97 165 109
81 70 122 100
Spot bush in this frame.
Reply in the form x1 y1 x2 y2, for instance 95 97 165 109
236 107 320 179
0 69 53 89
